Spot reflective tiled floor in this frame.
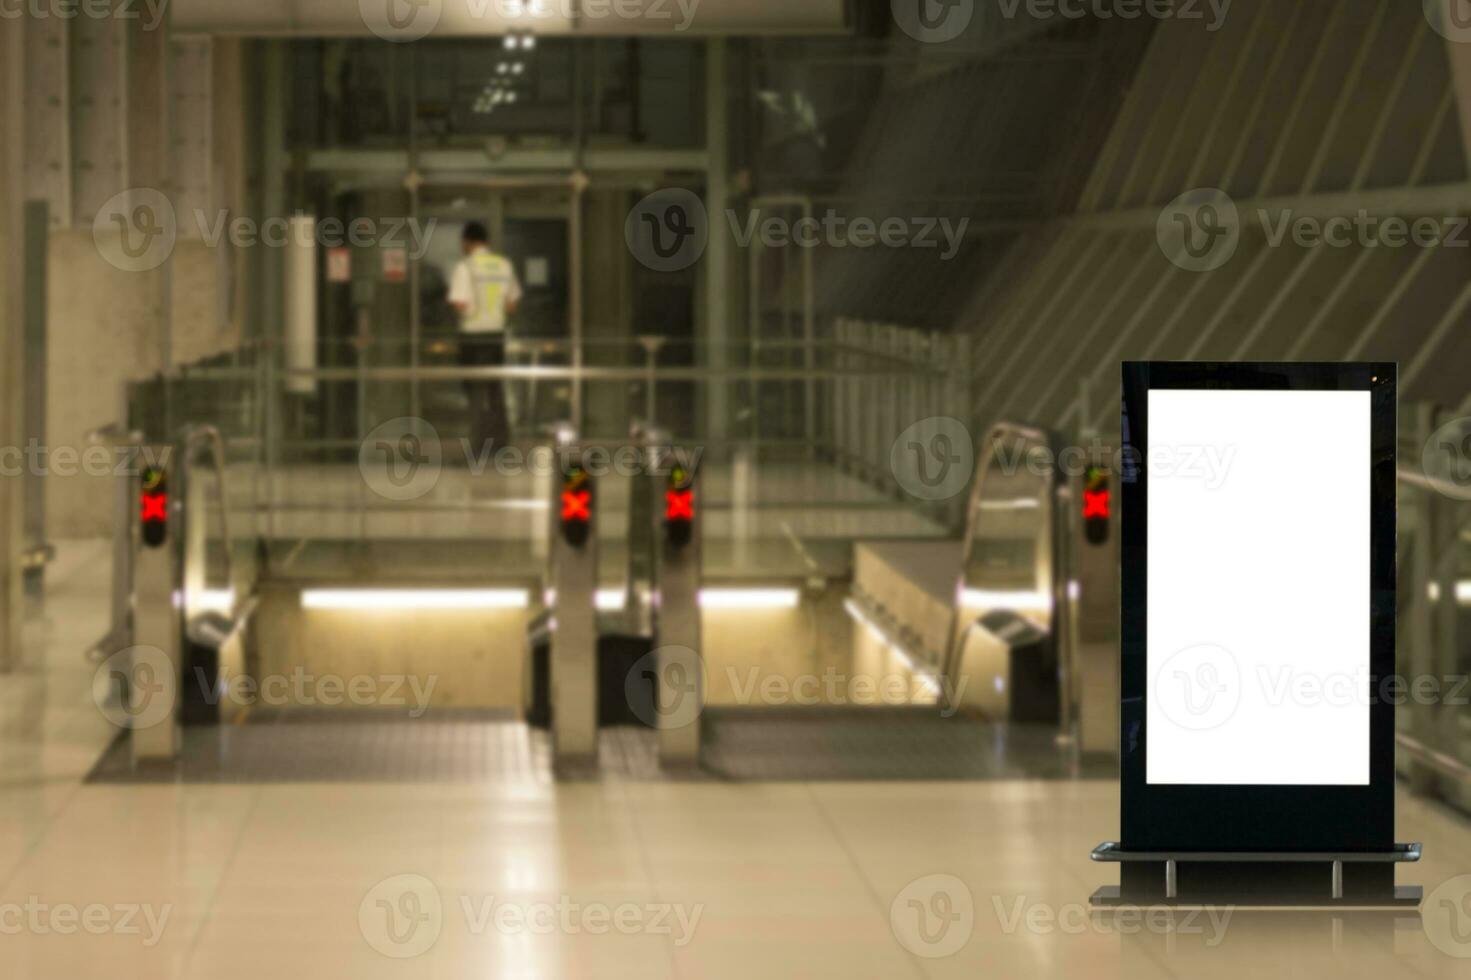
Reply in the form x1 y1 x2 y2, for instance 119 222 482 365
2 543 1471 979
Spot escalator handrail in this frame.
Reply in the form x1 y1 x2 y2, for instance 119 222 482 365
941 421 1063 705
180 424 240 620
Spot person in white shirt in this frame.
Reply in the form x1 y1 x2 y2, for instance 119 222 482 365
448 222 522 451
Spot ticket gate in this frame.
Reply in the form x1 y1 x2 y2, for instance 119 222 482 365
96 423 249 765
524 449 601 764
1067 462 1119 754
649 443 702 764
524 428 703 768
606 430 703 764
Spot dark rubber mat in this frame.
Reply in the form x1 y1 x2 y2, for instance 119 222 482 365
84 709 674 784
700 706 1114 781
83 707 1108 784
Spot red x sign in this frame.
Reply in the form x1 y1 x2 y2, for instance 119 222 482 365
561 489 591 522
1082 489 1110 520
140 493 168 523
665 489 693 521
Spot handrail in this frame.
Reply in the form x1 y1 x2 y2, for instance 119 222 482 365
86 422 144 448
1398 462 1471 496
175 363 951 383
1397 733 1471 789
180 423 239 620
941 421 1062 713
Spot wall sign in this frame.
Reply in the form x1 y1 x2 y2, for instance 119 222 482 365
381 247 408 283
326 247 352 284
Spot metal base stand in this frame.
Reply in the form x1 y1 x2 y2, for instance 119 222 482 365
1089 842 1422 908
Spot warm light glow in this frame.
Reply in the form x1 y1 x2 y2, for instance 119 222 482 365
842 598 942 696
301 589 529 610
595 588 625 611
959 588 1050 612
1427 581 1471 604
193 588 236 613
699 588 800 610
977 498 1039 511
843 598 888 645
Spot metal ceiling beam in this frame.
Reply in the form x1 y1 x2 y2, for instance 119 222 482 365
1071 182 1471 232
303 145 708 174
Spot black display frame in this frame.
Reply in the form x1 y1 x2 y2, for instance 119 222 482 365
1119 361 1397 853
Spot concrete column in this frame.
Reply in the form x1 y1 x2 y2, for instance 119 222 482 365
703 39 730 443
126 5 174 372
0 15 27 671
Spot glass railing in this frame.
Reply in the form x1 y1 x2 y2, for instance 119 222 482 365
128 324 968 585
1395 410 1471 814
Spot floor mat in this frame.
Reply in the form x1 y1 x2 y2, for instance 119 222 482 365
700 706 1113 780
84 708 673 784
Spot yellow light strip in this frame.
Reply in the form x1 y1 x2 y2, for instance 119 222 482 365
301 589 529 610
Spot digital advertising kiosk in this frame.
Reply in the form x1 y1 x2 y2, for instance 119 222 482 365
1092 362 1420 907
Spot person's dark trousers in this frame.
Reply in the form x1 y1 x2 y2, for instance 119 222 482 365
459 334 510 454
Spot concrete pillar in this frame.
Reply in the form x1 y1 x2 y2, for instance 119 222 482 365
0 15 26 671
126 5 174 371
703 39 730 443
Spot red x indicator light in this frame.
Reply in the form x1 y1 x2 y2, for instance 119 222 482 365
665 489 693 521
558 467 594 548
140 493 168 523
1082 466 1110 546
139 466 169 548
561 489 591 522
